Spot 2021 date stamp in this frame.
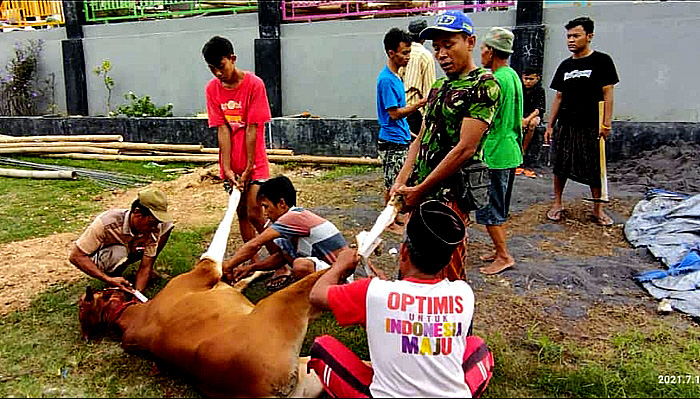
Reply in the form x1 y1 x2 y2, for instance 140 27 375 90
658 375 700 384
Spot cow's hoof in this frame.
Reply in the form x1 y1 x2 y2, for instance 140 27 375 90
265 274 294 292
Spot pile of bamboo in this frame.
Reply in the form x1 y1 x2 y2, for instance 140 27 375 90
0 134 380 166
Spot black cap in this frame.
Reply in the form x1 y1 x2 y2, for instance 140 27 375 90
406 200 466 258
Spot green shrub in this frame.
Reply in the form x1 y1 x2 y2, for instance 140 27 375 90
116 91 173 117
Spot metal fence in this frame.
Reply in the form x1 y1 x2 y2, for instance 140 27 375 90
0 0 64 29
281 1 515 23
83 0 257 23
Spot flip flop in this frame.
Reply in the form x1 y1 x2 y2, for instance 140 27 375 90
593 214 614 227
265 274 294 292
546 208 564 222
522 169 537 178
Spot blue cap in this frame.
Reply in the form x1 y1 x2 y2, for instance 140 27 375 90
419 10 474 40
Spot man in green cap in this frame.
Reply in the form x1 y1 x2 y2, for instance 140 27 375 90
69 187 174 292
477 27 523 275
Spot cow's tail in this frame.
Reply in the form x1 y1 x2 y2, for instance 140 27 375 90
199 188 241 272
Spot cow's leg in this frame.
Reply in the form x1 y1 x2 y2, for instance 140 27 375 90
200 189 241 275
231 270 267 292
289 357 324 398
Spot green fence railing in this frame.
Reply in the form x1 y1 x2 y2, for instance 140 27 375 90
83 0 257 23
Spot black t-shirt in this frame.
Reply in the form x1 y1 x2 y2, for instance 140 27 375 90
550 51 619 123
523 83 545 118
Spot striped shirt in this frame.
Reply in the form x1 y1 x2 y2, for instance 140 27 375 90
399 42 436 114
270 207 347 264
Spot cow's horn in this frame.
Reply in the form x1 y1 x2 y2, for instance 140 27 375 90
85 286 94 302
200 188 241 263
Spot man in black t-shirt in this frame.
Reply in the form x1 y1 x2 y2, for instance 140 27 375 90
544 16 619 226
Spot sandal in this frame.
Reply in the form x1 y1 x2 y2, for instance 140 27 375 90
546 208 564 222
593 214 614 227
265 274 294 292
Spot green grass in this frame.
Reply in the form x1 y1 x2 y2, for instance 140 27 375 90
0 157 198 243
318 165 379 180
2 161 700 398
483 325 700 398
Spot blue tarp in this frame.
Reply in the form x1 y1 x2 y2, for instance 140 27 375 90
626 189 700 318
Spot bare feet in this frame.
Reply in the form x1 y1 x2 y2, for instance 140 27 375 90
479 256 515 275
479 252 496 262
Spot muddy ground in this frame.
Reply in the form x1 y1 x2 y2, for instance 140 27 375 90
2 142 700 325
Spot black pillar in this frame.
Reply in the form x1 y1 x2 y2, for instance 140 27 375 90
61 0 88 115
255 0 282 117
511 0 545 75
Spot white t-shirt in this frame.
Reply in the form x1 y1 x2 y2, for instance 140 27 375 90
365 278 474 398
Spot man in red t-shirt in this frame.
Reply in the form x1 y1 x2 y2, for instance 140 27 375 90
308 200 489 398
202 36 272 250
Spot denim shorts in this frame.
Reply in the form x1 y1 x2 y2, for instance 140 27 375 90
475 168 516 226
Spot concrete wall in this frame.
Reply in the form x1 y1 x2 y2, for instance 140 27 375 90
541 2 700 122
1 2 699 122
280 10 515 118
0 27 67 114
82 13 259 117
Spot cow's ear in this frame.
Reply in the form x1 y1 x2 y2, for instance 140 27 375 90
85 286 94 303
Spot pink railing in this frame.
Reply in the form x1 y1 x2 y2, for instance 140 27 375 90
281 1 515 22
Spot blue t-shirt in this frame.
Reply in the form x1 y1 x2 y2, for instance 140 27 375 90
376 65 411 144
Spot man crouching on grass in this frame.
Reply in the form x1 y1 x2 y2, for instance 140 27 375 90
69 188 174 293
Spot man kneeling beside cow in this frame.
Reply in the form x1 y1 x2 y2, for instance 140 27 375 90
77 178 492 397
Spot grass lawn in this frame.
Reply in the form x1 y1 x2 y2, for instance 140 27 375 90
0 160 699 397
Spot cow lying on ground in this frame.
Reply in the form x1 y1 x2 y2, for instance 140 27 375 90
77 190 325 398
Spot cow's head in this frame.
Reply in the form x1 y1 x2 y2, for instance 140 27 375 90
78 286 136 341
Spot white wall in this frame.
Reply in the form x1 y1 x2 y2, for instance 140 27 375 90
0 27 67 115
280 9 516 118
82 13 259 116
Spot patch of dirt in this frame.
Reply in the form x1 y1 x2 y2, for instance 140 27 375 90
0 165 229 316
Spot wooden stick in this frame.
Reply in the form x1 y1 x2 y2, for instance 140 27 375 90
0 147 119 155
202 147 295 156
0 135 123 143
267 155 381 166
41 153 381 166
0 168 76 179
43 153 219 162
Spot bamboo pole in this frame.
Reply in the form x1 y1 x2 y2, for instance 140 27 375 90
202 147 295 156
0 147 120 155
44 153 220 163
42 153 381 165
0 135 123 143
0 168 77 180
0 141 202 152
266 155 381 165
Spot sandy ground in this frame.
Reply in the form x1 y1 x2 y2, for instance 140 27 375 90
2 143 699 318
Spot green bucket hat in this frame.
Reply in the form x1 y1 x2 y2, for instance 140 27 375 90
137 187 173 223
484 27 514 54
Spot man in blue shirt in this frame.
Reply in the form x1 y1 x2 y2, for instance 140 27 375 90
377 27 427 232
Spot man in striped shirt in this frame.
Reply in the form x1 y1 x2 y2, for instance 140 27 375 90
399 19 437 138
224 175 349 291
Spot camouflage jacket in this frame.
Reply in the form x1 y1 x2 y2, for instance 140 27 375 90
409 67 500 201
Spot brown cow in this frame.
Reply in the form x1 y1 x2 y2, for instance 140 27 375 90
78 191 325 398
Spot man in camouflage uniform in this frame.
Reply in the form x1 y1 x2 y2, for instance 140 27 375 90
391 10 500 281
